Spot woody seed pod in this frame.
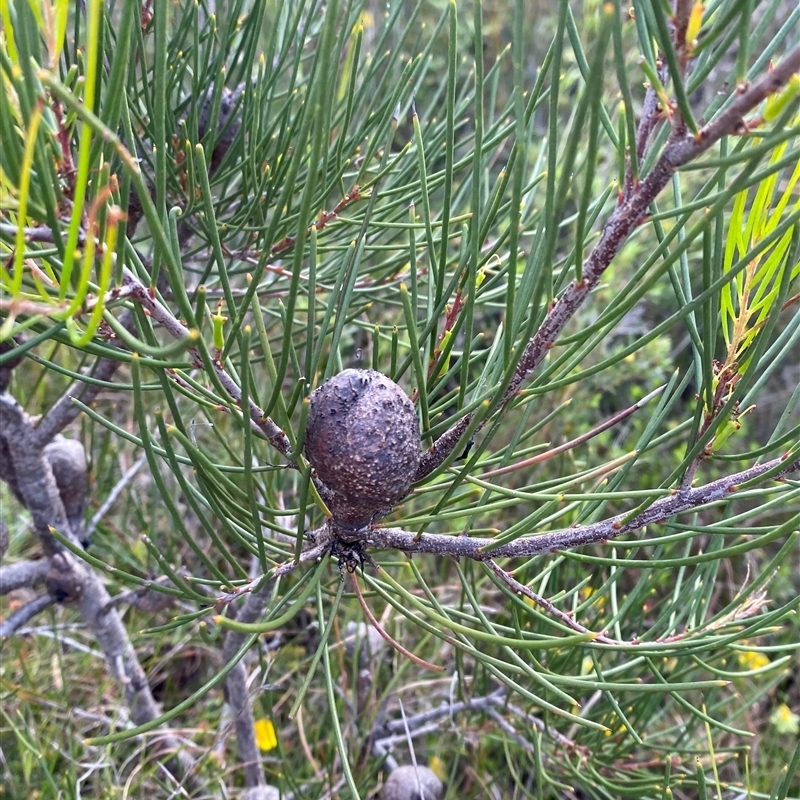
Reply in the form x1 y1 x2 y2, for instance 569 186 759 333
305 369 420 528
381 765 444 800
44 436 88 533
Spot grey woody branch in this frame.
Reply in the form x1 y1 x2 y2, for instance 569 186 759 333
485 559 622 645
372 455 800 561
218 501 290 789
414 43 800 481
371 687 583 767
0 559 51 595
0 391 197 784
0 393 73 553
0 594 55 641
221 576 276 789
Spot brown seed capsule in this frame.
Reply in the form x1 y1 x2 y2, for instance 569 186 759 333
305 369 420 527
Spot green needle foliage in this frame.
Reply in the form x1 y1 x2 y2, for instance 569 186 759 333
1 1 799 798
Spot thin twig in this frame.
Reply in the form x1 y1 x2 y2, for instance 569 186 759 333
271 528 332 579
119 267 294 460
481 384 665 478
673 0 693 64
373 454 800 561
295 705 325 780
100 576 179 616
0 222 86 245
84 453 147 541
372 686 583 758
378 688 507 735
351 570 445 673
483 706 537 753
500 696 586 753
0 594 55 640
484 559 623 645
12 625 105 659
414 44 800 481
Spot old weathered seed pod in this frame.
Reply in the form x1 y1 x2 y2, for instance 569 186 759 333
44 436 88 534
382 765 444 800
242 787 280 800
305 369 420 527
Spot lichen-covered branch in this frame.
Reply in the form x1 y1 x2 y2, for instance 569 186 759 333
374 454 800 560
0 390 197 786
0 394 72 554
0 559 51 595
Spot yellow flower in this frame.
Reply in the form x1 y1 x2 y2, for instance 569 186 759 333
770 704 800 736
737 649 770 671
428 756 447 782
253 718 278 752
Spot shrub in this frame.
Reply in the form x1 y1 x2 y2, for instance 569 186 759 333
1 1 799 797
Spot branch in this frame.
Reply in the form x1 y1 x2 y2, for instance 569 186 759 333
84 453 147 542
0 594 55 640
631 49 669 190
481 384 665 478
415 44 800 480
221 576 276 789
0 393 72 553
0 390 198 787
373 455 800 560
271 525 336 579
485 559 623 645
0 222 86 246
0 558 51 594
119 268 294 460
376 688 506 740
351 570 445 673
100 577 178 615
220 500 290 790
0 336 25 393
371 687 584 766
71 550 199 785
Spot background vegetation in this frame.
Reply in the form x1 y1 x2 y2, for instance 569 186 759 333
1 1 799 798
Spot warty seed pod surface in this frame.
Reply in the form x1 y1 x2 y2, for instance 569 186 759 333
305 369 420 522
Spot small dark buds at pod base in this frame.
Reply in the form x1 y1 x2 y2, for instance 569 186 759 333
305 369 420 529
